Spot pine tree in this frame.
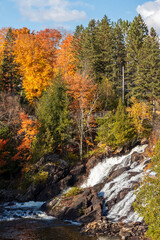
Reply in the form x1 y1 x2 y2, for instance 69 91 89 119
33 74 71 160
132 28 160 111
79 19 100 80
96 99 136 149
96 15 114 82
0 28 21 94
125 14 148 100
112 21 126 97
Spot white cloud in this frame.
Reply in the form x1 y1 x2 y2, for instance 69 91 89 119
137 0 160 34
11 0 87 23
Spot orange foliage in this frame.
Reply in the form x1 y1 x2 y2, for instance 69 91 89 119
55 34 78 79
14 29 61 102
0 139 8 167
67 73 97 111
12 113 38 162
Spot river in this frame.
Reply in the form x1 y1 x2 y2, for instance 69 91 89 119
0 201 119 240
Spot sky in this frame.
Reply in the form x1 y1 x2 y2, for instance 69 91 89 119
0 0 160 34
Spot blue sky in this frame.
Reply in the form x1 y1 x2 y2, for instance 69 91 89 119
0 0 160 34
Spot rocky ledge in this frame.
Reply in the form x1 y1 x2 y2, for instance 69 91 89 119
46 186 104 223
16 154 85 202
81 219 148 240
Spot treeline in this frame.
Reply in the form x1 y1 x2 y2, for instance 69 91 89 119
0 14 159 179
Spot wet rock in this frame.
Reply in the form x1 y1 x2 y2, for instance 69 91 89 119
108 167 130 181
131 152 144 164
47 187 104 224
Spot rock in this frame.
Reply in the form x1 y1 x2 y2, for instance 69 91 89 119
17 154 75 202
131 152 144 163
0 189 18 202
108 167 130 181
47 187 104 224
141 138 149 145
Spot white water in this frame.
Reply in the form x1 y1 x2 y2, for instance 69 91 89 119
0 201 55 221
82 145 148 223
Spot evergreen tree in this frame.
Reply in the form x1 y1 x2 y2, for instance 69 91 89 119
95 15 115 82
33 74 71 160
0 28 21 94
125 14 148 100
112 20 126 97
79 19 100 80
132 28 160 111
96 99 136 149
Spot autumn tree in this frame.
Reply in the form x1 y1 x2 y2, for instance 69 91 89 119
127 98 152 139
55 34 78 79
12 112 38 164
14 29 61 102
0 139 9 173
67 73 98 160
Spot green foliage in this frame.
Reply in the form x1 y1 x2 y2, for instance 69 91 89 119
96 99 136 149
64 187 83 198
18 171 33 193
0 125 10 139
32 74 71 161
66 152 79 167
0 28 21 94
134 140 160 240
32 171 48 185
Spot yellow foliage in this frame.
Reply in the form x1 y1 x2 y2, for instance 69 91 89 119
127 98 152 137
14 29 61 103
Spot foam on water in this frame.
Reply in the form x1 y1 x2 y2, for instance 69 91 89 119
0 201 55 222
81 144 148 223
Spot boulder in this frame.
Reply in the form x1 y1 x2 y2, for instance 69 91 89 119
47 187 104 224
131 152 144 164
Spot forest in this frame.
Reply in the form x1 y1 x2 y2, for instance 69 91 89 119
0 14 160 239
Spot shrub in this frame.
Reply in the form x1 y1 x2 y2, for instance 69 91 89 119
64 187 82 198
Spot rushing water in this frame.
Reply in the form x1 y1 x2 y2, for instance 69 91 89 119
0 146 147 240
0 201 119 240
82 144 148 223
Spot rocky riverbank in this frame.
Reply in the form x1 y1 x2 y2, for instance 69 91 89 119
0 144 150 239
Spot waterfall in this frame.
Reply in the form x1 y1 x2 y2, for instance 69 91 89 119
82 145 148 223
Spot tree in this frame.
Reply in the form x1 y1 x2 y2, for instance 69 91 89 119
33 74 70 160
125 14 148 100
0 28 21 94
55 34 78 79
127 98 152 139
134 139 160 240
132 28 160 111
14 29 61 102
112 21 126 97
96 15 115 82
96 99 136 149
0 139 8 172
12 112 38 163
67 73 98 160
